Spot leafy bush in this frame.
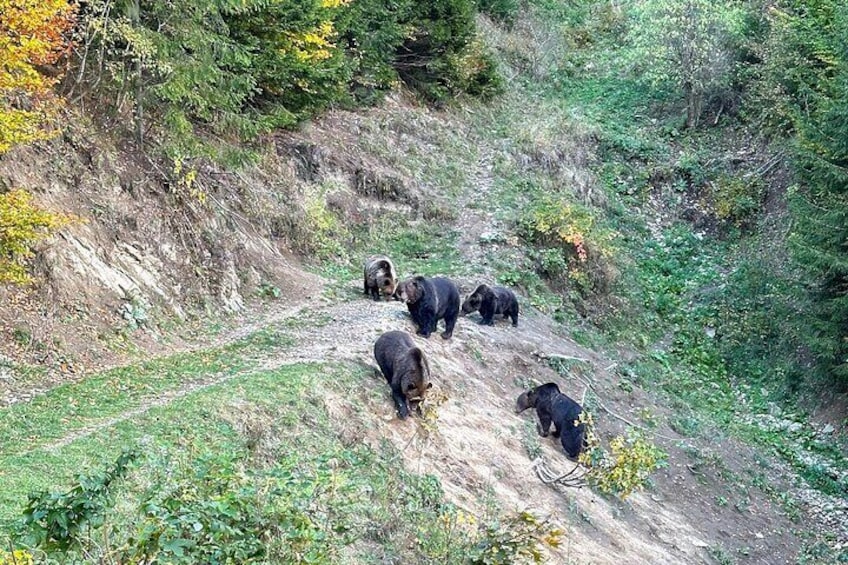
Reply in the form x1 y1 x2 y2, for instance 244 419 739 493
518 195 617 295
469 511 563 564
580 425 667 499
0 189 77 285
713 175 765 229
20 450 137 551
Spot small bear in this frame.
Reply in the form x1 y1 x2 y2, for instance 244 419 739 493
363 255 398 301
395 276 460 339
461 284 519 327
515 382 586 460
374 330 433 419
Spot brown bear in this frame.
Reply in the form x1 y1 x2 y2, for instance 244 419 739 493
374 330 432 419
515 382 586 460
363 255 398 301
461 284 519 327
395 276 460 339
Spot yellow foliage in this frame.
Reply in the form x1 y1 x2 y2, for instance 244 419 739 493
581 428 666 499
0 0 76 153
0 549 34 565
0 189 77 284
288 20 338 63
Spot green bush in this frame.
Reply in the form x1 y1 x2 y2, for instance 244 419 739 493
20 451 137 551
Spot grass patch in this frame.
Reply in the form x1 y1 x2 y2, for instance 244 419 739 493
0 326 295 461
1 362 561 564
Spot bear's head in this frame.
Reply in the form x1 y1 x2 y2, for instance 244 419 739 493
514 382 561 413
461 284 490 315
395 277 423 304
378 274 397 298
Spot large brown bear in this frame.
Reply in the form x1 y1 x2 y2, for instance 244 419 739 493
461 284 519 327
374 330 433 419
515 383 586 460
395 276 460 339
363 255 398 301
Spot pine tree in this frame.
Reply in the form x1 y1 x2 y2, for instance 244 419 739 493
788 5 848 382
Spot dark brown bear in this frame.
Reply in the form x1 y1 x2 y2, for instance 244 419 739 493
374 330 433 419
461 284 519 327
363 255 398 301
515 383 586 460
395 276 460 339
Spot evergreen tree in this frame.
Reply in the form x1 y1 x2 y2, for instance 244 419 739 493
788 4 848 382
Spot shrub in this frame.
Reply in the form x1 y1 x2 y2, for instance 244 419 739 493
518 195 617 295
20 450 137 551
0 189 77 285
713 174 766 229
580 427 667 499
469 511 563 564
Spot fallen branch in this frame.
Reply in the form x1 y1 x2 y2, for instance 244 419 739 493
532 457 587 488
533 351 591 364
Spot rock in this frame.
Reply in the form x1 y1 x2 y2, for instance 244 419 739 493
692 539 709 548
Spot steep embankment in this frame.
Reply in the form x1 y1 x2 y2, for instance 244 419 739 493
0 89 820 562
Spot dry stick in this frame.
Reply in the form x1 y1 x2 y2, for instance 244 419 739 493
539 462 586 484
534 352 681 443
533 458 586 487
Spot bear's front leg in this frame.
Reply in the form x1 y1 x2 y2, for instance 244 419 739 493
536 415 552 437
480 301 496 326
391 387 410 419
417 310 435 338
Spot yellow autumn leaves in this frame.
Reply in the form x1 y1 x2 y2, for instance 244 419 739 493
0 0 76 153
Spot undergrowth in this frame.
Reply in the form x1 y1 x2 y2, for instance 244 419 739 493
1 363 561 564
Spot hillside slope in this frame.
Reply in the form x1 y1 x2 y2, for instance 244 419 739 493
0 93 825 563
1 4 846 563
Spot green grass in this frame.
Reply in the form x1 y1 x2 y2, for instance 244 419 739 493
1 359 559 564
0 327 297 462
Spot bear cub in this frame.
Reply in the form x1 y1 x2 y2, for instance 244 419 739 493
395 276 460 339
374 330 433 419
363 255 398 301
515 382 586 460
461 284 519 327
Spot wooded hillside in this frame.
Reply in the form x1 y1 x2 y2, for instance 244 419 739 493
0 0 846 563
